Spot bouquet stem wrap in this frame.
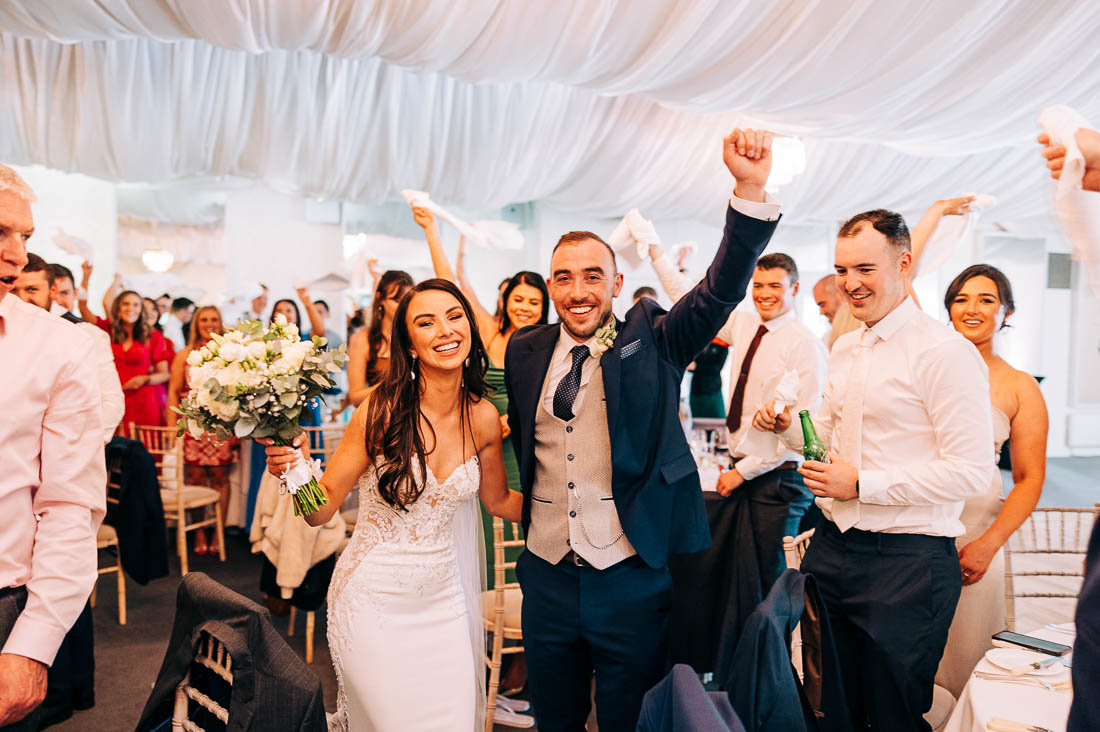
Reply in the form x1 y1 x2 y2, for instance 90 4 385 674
275 434 327 517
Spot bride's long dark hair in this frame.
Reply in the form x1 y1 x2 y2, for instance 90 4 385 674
364 278 490 510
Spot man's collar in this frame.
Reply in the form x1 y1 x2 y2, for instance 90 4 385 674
867 296 918 342
761 308 796 332
555 324 597 354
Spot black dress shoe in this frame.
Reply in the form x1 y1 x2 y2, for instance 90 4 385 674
73 691 95 711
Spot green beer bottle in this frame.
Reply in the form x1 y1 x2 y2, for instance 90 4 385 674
799 410 830 463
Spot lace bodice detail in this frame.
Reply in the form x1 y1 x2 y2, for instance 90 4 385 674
330 455 481 598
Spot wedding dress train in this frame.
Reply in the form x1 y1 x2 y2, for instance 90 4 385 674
326 455 485 731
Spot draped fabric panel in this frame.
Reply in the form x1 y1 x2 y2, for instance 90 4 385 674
1 1 1098 226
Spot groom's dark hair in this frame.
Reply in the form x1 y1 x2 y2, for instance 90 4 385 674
552 231 618 274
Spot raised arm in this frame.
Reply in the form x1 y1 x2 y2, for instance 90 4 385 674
411 205 497 338
101 273 120 317
76 260 98 322
647 244 694 303
656 128 779 368
296 288 326 340
904 196 974 308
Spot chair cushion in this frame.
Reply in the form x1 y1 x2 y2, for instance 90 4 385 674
481 587 523 630
96 523 118 547
160 484 221 510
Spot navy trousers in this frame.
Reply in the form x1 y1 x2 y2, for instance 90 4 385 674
802 521 961 732
0 587 43 732
517 550 673 732
743 467 815 593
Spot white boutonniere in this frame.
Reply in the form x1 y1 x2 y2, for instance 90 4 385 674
590 320 618 358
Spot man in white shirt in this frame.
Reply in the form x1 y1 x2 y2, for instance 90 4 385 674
754 209 992 731
0 164 106 730
163 297 195 351
651 251 826 589
13 257 124 442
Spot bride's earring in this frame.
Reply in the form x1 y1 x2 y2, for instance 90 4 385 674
410 352 418 381
464 357 469 367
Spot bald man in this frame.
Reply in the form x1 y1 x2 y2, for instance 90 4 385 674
814 274 860 349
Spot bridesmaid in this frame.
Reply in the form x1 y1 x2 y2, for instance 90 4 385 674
104 290 173 432
410 204 548 589
933 264 1048 695
167 305 238 555
346 270 415 405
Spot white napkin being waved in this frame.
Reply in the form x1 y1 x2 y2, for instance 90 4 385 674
735 368 801 457
607 208 659 270
912 193 997 280
52 228 95 264
1038 105 1100 294
401 189 522 250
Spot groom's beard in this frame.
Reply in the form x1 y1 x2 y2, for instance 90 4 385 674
559 303 613 342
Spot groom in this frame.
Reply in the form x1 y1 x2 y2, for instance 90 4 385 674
505 129 780 731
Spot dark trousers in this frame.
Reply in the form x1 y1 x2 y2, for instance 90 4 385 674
44 601 95 713
517 550 673 732
802 521 961 732
0 587 43 732
744 467 815 592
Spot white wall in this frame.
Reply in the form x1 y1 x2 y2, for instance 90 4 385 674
15 165 117 307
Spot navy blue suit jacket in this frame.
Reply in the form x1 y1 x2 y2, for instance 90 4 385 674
504 205 778 568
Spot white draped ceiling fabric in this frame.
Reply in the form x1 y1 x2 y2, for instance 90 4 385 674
2 0 1099 227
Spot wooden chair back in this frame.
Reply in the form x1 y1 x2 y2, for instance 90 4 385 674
1004 504 1098 630
172 630 232 729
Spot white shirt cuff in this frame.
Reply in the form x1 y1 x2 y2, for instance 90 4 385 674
856 469 889 505
729 190 782 222
3 616 66 667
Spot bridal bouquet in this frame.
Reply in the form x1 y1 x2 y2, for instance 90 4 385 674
173 314 347 516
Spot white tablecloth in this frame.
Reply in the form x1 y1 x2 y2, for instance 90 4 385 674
943 626 1074 732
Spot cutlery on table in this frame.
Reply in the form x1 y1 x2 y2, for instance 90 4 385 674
987 718 1054 732
973 671 1071 692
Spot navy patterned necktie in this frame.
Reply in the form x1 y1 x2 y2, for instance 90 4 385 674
553 345 591 421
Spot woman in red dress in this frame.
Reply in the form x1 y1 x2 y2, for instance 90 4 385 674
105 290 172 433
167 305 238 555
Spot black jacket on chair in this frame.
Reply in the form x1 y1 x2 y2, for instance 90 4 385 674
505 205 779 569
106 436 169 585
135 572 326 732
724 569 852 732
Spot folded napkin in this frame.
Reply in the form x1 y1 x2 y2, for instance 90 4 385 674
400 190 522 250
735 368 800 457
52 228 94 264
1038 105 1100 294
912 193 997 279
607 208 659 270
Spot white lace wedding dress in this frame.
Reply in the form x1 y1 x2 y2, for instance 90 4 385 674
326 455 485 731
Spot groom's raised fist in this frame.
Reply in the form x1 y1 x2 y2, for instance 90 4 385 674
723 128 773 203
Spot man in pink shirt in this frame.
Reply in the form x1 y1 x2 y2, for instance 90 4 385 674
0 164 105 729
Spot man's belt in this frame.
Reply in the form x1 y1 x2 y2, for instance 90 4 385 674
729 458 799 472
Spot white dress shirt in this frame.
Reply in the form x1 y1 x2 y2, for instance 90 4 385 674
543 329 601 414
0 294 106 665
779 297 992 537
163 314 187 351
76 320 125 442
651 257 827 481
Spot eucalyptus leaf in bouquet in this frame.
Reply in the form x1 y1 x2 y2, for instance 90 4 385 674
172 313 348 515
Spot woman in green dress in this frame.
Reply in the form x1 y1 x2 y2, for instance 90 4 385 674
410 205 550 587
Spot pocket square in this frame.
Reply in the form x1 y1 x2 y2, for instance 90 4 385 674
619 339 644 359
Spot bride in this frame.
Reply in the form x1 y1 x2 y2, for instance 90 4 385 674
264 278 524 731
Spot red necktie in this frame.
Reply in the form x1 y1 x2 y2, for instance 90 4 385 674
726 324 768 433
